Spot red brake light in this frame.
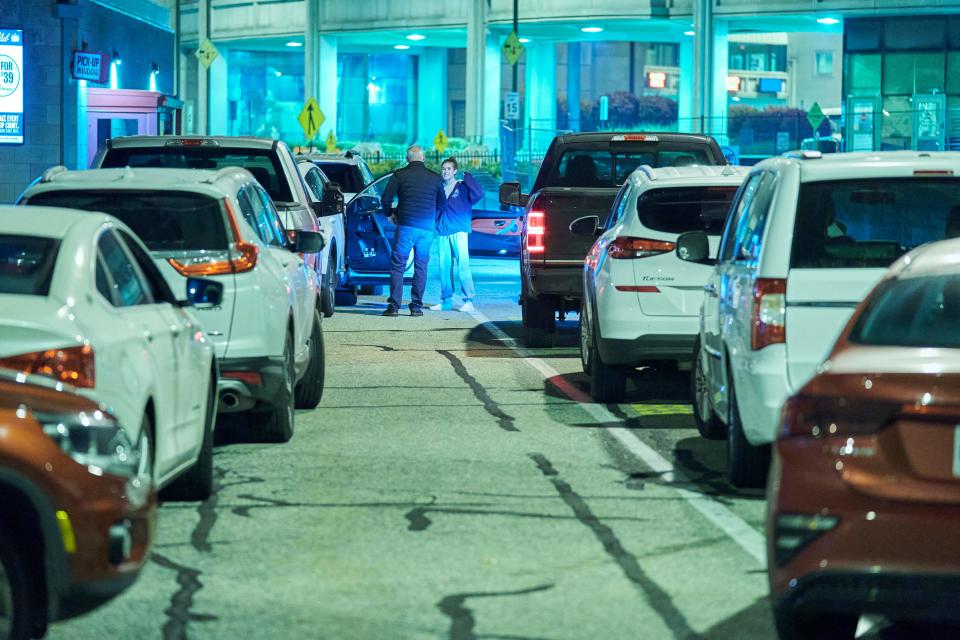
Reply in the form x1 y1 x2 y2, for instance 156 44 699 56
526 210 545 255
752 278 786 350
606 237 675 259
781 393 898 438
0 345 95 388
168 199 259 276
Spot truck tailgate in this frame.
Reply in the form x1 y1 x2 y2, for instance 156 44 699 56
532 188 618 264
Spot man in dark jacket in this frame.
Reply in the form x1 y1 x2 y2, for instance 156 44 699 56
432 157 483 311
380 145 446 316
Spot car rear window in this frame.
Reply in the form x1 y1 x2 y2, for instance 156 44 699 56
790 178 960 269
314 163 365 193
26 190 229 253
637 186 738 235
0 235 59 296
101 147 294 203
850 273 960 349
547 146 716 188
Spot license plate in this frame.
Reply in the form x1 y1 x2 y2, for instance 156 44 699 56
954 425 960 477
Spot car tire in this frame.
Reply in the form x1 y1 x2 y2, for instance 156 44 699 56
521 296 555 348
773 609 858 640
294 310 325 410
586 308 626 403
0 529 31 640
320 250 337 318
161 377 215 502
579 306 592 374
692 337 724 440
335 285 358 307
726 372 771 488
359 284 383 296
260 332 295 443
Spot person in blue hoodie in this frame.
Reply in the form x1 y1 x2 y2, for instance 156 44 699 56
431 157 484 312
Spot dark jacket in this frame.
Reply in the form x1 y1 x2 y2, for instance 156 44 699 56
436 172 483 236
381 161 446 232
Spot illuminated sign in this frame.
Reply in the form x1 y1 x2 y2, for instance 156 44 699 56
647 71 667 89
758 77 785 94
0 29 23 145
726 75 741 92
72 51 108 83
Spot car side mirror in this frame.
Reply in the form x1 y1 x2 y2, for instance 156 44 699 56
569 215 600 237
288 230 325 254
676 230 711 263
320 186 345 215
185 277 224 309
499 182 527 208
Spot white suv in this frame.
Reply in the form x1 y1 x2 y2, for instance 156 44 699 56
301 151 375 202
21 166 326 443
577 165 748 402
685 151 960 487
297 158 346 317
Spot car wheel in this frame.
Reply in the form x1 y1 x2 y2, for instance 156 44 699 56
587 308 626 403
261 332 295 443
579 306 591 374
0 529 31 640
162 379 215 501
294 310 325 410
726 371 771 488
773 609 858 640
335 285 358 307
692 337 724 440
521 296 555 348
320 251 337 318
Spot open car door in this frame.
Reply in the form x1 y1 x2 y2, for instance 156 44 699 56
343 174 414 284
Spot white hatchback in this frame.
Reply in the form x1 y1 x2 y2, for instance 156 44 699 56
578 165 749 402
0 206 216 499
687 151 960 487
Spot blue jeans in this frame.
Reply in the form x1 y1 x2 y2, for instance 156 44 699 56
388 225 434 310
437 232 475 302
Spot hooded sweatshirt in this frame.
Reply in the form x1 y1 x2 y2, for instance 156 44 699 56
436 172 484 236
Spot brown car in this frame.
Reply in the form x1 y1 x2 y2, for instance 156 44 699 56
0 370 155 639
767 238 960 640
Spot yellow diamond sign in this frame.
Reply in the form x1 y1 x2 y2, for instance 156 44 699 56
298 97 325 141
325 130 338 153
502 31 525 66
195 39 219 69
433 129 449 154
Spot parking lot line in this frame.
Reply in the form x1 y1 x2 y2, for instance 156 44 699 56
468 309 767 567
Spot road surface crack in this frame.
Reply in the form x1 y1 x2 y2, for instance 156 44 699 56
150 553 218 640
437 583 553 640
438 350 518 431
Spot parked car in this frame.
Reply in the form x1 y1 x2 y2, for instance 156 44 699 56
499 132 728 347
92 135 333 289
468 208 522 258
686 150 960 487
577 165 748 402
301 151 375 202
0 370 155 640
19 168 325 442
0 205 217 499
297 158 346 317
769 237 960 639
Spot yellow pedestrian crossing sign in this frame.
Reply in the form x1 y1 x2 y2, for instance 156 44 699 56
298 97 325 141
195 39 219 69
807 102 826 132
502 31 524 66
325 130 338 153
433 129 449 154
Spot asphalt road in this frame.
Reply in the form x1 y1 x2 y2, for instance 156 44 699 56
45 257 800 639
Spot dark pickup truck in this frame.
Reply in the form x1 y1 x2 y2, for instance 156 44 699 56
500 132 727 347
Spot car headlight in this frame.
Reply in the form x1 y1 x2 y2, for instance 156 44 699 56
34 410 142 480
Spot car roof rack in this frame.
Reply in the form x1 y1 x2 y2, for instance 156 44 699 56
634 164 657 181
783 150 823 160
40 165 69 183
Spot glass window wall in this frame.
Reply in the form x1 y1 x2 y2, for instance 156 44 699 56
226 50 304 143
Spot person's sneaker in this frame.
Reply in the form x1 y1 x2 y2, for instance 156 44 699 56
409 306 424 317
430 299 454 311
459 301 476 312
382 306 399 317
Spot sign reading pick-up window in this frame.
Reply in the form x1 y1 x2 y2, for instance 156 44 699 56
0 29 24 145
72 50 108 83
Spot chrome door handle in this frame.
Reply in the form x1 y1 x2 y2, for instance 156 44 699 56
703 284 718 295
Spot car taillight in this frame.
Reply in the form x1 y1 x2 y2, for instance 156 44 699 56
751 278 786 350
606 237 675 259
167 242 258 276
526 210 545 255
780 393 898 438
0 345 95 388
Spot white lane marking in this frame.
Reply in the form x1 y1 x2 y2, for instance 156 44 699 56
467 309 767 567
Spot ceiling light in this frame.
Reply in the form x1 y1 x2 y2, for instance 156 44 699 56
518 37 530 43
684 30 695 36
816 17 840 25
581 27 603 33
394 44 410 50
406 34 426 41
286 40 303 47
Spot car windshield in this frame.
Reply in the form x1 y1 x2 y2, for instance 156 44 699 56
850 273 960 349
548 146 715 188
101 147 294 203
0 235 59 296
790 178 960 269
314 163 366 193
637 186 738 235
26 190 229 253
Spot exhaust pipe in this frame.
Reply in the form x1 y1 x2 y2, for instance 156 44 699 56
220 392 240 409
